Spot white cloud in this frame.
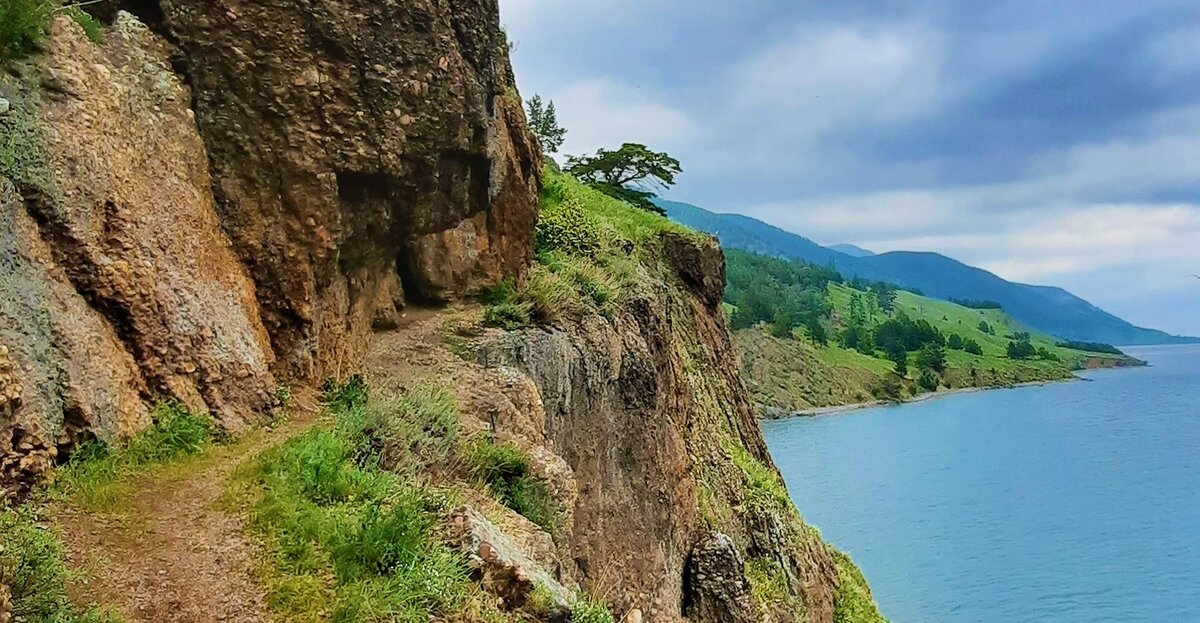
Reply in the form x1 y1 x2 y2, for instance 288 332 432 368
731 23 948 139
542 78 696 157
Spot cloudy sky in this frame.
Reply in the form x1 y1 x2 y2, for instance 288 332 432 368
501 0 1200 336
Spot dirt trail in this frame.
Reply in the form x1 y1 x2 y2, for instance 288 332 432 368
57 401 319 623
52 307 455 623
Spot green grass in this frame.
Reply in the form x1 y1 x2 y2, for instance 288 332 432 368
540 167 694 245
232 378 575 623
483 168 702 329
0 0 55 61
0 503 125 622
232 379 479 623
831 549 887 623
65 6 102 43
56 400 215 512
745 556 795 618
569 594 616 623
728 443 791 515
465 437 559 535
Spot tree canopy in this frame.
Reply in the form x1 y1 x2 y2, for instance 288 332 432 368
566 143 681 214
525 95 567 154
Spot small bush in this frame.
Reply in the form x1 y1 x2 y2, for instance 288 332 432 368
66 6 102 43
0 0 54 61
478 279 518 306
570 595 616 623
520 266 582 324
483 300 532 330
916 368 939 392
466 438 558 534
535 198 602 257
338 384 460 473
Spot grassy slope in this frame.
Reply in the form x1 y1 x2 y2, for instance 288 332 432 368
739 284 1137 414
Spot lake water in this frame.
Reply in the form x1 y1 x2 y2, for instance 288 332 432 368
762 344 1200 623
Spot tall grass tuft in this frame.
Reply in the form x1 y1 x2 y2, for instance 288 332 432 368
233 380 493 623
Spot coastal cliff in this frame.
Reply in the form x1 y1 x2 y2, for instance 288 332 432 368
0 5 885 623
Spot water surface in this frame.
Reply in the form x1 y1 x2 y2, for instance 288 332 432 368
762 345 1200 623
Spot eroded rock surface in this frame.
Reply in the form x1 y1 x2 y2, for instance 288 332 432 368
156 0 541 380
1 1 540 497
477 234 848 623
0 15 279 496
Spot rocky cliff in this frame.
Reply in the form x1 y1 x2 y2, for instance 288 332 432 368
1 5 885 623
0 2 538 498
474 234 850 622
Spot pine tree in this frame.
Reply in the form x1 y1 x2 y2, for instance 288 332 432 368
526 94 567 154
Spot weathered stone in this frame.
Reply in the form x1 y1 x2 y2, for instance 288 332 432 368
0 97 10 115
683 532 755 623
156 0 541 380
476 232 841 622
450 506 573 618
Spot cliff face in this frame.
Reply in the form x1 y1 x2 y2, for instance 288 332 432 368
475 233 872 623
0 16 277 496
2 6 885 623
157 0 540 380
0 2 539 498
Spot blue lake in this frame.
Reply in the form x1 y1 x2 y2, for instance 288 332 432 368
762 344 1200 623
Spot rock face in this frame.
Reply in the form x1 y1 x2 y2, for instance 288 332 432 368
478 235 852 623
156 0 541 380
0 15 280 496
684 532 755 623
0 2 540 498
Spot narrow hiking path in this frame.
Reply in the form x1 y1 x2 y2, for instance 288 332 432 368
51 306 458 623
56 427 289 623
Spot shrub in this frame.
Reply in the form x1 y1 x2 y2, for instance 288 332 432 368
1006 339 1036 360
917 367 939 392
915 344 947 373
338 384 459 473
519 266 582 324
0 0 54 61
535 198 602 257
66 6 101 43
478 279 518 306
466 439 558 534
571 595 616 623
483 300 533 329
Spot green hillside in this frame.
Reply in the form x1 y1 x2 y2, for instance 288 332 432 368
660 198 1198 346
725 251 1143 416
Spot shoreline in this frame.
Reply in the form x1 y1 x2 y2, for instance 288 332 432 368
768 376 1084 420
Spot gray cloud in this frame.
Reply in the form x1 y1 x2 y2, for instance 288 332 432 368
503 0 1200 335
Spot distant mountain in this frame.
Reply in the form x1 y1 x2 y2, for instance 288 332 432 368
657 199 1197 346
829 244 875 257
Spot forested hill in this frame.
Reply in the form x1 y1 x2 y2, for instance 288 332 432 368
657 199 1197 346
722 249 1144 415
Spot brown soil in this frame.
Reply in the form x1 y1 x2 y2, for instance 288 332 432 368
56 395 320 623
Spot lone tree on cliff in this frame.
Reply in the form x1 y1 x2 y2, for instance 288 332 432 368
566 143 682 214
526 95 567 154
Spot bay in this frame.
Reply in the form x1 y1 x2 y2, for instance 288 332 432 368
762 345 1200 622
